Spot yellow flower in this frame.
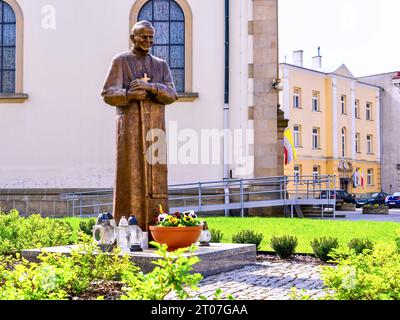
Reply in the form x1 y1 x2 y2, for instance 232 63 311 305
170 217 178 225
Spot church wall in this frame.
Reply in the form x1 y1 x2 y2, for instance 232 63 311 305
0 0 234 188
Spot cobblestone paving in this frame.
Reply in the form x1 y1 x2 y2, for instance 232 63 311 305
187 261 326 300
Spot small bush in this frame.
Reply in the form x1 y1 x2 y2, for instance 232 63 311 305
78 219 96 236
232 230 263 250
322 243 400 300
0 210 74 255
347 238 374 254
395 230 400 254
270 235 298 259
0 234 137 300
310 237 339 262
210 229 223 243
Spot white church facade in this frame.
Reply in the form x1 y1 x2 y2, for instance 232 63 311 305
0 0 282 216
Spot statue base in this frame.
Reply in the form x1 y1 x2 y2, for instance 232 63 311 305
22 243 256 277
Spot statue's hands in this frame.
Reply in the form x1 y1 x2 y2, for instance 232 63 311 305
127 89 148 101
130 80 157 94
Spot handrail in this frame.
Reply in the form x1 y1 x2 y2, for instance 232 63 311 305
60 175 337 219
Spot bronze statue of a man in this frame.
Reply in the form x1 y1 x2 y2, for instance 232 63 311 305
101 20 178 230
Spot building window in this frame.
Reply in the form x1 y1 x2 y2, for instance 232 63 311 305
367 134 373 154
313 165 320 180
294 164 301 184
293 87 301 108
366 102 373 120
293 124 301 147
355 132 361 153
341 127 346 158
367 169 373 185
355 99 360 119
0 0 16 93
341 95 347 114
312 91 319 112
355 167 360 186
312 127 320 149
138 0 185 92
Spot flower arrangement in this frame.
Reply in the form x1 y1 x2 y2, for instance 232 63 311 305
156 205 200 227
363 204 388 208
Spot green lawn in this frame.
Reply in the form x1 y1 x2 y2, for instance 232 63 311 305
64 216 400 254
203 217 400 253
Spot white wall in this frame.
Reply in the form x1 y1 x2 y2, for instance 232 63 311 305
0 0 249 188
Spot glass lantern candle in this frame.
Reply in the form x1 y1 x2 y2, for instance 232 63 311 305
128 215 143 252
93 212 117 252
116 216 130 252
199 221 212 246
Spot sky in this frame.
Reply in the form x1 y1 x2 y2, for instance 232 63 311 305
278 0 400 77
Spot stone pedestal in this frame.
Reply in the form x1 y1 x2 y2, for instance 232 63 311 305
21 243 256 277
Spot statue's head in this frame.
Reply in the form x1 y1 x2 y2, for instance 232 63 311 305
130 20 155 54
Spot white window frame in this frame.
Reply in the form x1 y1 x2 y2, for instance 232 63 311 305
294 165 301 184
341 95 347 114
355 167 360 186
293 124 301 147
355 99 360 119
312 91 319 112
341 127 346 158
312 127 319 149
312 165 320 180
293 87 301 109
367 135 373 154
355 132 361 153
367 169 373 185
366 102 372 120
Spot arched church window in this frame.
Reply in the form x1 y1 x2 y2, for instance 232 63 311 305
138 0 185 92
0 0 16 93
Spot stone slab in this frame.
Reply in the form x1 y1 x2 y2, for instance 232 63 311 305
21 243 257 277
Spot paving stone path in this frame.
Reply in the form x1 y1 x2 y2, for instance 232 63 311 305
171 261 327 300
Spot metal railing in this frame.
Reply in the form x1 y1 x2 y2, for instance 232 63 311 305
60 175 337 219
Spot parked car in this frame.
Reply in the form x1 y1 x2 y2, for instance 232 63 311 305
319 190 356 204
385 192 400 208
355 193 374 208
365 192 389 206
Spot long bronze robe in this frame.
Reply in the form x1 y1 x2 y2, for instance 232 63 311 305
101 50 178 230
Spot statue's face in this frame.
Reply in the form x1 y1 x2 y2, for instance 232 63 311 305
132 26 154 53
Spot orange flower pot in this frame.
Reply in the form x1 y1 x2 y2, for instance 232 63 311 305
149 225 202 251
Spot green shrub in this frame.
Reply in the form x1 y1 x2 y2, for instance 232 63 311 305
321 243 400 300
0 234 137 300
78 218 96 236
120 242 202 300
232 230 263 250
395 230 400 254
0 235 232 300
210 229 223 243
310 237 339 262
270 235 298 259
347 238 374 254
0 210 74 255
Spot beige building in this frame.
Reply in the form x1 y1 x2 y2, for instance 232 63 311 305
280 53 382 195
0 0 281 215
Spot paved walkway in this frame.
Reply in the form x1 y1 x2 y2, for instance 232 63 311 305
167 261 326 300
197 261 326 300
166 209 400 300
